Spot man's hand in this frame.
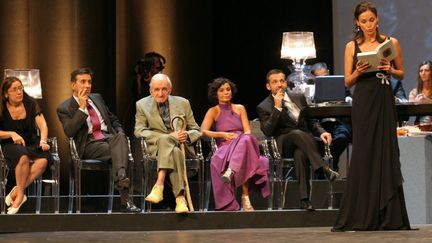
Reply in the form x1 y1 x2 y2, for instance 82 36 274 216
320 132 332 145
274 88 285 109
77 88 89 109
170 130 188 143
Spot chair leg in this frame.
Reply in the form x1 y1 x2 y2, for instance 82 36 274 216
268 159 275 210
204 162 211 211
68 174 74 214
0 165 6 214
140 161 147 212
108 165 114 214
75 164 81 214
52 163 60 214
0 180 5 214
199 158 204 211
35 176 42 214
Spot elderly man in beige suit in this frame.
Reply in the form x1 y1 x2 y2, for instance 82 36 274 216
134 73 201 213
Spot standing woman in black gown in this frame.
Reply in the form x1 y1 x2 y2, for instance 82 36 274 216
0 77 50 214
332 1 411 231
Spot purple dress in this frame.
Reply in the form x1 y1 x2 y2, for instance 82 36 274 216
211 104 270 211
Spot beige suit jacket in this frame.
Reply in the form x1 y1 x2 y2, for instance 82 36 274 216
134 95 201 157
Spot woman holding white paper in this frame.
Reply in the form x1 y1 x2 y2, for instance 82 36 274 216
332 1 411 232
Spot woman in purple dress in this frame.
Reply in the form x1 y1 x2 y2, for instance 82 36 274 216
201 77 269 211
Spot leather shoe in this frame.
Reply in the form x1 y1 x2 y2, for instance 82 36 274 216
300 199 315 211
115 176 130 190
175 196 189 214
145 185 164 204
323 166 340 182
120 200 141 213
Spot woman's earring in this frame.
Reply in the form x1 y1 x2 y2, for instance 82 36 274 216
356 25 360 32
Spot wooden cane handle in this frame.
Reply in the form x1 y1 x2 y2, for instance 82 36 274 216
171 115 186 132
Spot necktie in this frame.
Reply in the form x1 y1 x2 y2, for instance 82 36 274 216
284 99 300 121
87 103 105 140
158 103 171 130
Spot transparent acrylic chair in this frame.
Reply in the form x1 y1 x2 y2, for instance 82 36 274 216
0 137 60 214
68 137 114 214
139 137 205 212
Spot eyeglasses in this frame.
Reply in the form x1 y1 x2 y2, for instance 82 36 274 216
8 86 24 93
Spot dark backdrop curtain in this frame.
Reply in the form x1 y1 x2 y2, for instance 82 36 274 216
0 0 332 195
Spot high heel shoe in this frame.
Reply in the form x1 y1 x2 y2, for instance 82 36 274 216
241 195 254 212
221 168 233 183
7 195 27 215
5 186 17 207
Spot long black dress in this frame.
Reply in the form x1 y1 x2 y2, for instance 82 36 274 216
0 96 50 167
333 39 411 231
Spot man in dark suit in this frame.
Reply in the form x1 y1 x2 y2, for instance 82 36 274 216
256 69 339 210
57 67 140 212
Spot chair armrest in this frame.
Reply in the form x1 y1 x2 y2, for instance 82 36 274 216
209 138 218 154
69 137 80 162
48 137 60 162
195 139 204 161
139 137 151 161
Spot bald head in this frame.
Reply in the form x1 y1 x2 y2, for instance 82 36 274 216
150 73 172 89
149 73 172 103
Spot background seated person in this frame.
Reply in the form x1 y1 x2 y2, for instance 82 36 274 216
0 77 51 214
256 69 339 211
311 62 351 172
311 62 330 77
408 60 432 125
201 77 270 211
134 73 201 214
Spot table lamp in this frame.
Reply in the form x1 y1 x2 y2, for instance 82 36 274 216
281 32 316 94
4 69 42 99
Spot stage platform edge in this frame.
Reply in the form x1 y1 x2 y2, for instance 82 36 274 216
0 209 338 233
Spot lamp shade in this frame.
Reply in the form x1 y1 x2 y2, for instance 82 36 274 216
4 69 42 99
281 32 316 60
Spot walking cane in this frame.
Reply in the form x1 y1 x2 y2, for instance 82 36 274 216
171 115 194 212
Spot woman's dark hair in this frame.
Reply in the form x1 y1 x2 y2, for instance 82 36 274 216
132 52 166 99
0 76 32 117
207 77 237 105
416 60 432 94
134 52 166 81
353 1 385 44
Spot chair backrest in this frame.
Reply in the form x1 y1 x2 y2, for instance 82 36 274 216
250 118 266 138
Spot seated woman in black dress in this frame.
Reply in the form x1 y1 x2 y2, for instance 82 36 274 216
0 77 51 214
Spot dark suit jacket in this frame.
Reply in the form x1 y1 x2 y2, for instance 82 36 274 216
57 93 124 158
256 91 325 138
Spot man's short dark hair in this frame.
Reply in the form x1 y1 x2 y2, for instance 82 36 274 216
70 67 94 82
266 69 285 82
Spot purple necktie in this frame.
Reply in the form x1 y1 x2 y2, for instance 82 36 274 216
87 103 104 140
